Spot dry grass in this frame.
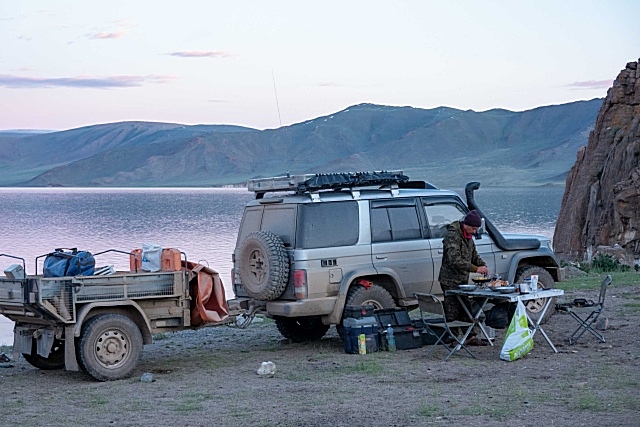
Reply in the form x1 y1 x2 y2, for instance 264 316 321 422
0 273 639 426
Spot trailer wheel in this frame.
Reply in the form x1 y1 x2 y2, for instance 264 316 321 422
76 314 143 381
23 339 65 370
238 231 289 301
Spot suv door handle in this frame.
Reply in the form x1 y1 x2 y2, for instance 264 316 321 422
375 255 387 260
438 250 443 254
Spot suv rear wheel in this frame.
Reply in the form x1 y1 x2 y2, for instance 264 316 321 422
345 284 395 309
274 317 330 342
515 266 556 324
337 283 397 338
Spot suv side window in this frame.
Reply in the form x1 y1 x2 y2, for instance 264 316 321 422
370 199 422 242
423 202 465 238
296 201 359 249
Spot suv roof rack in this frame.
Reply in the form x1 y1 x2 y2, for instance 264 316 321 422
248 171 411 197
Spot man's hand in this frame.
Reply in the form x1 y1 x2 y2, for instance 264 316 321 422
477 266 489 276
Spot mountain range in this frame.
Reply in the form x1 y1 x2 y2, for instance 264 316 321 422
0 99 602 188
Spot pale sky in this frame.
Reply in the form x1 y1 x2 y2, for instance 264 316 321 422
1 1 638 131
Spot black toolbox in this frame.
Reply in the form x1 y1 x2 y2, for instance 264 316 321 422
344 304 375 320
410 319 440 346
374 308 423 350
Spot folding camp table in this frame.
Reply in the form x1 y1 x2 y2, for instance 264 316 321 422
445 288 565 353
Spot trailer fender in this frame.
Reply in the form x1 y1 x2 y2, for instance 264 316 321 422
74 301 153 344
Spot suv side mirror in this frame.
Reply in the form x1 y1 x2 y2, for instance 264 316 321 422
475 218 486 238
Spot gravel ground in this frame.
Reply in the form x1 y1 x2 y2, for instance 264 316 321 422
0 283 639 427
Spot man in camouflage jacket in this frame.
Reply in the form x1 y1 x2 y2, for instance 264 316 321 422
438 210 489 322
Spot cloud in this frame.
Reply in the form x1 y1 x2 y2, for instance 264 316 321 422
318 82 341 87
86 31 126 40
0 74 175 89
565 80 613 90
168 51 232 58
208 99 228 103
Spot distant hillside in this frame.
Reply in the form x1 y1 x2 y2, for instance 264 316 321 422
0 100 602 187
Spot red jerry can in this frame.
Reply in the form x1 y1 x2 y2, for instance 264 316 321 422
161 248 182 271
130 249 143 272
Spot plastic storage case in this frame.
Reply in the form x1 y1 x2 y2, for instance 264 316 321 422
4 264 25 279
344 304 375 320
374 307 412 328
410 319 441 346
343 317 379 354
379 326 423 350
374 308 423 350
373 308 411 329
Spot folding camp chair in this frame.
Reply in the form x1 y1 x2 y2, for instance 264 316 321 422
414 293 475 360
567 275 612 345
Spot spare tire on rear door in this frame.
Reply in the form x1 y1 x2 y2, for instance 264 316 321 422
238 231 290 301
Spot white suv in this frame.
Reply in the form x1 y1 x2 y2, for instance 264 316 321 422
230 172 563 342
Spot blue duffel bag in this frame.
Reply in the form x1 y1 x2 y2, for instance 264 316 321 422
43 248 95 278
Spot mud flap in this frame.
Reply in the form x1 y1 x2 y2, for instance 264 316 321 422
64 325 79 371
12 327 33 355
12 326 63 362
36 328 56 357
12 326 55 357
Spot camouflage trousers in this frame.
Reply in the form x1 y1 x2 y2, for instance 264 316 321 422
440 281 472 323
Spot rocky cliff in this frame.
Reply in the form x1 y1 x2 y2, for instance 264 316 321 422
554 58 640 262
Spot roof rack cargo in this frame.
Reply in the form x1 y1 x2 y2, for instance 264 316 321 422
248 171 411 196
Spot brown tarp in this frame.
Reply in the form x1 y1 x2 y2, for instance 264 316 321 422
183 261 230 326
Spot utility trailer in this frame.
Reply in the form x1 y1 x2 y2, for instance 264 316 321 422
0 250 242 381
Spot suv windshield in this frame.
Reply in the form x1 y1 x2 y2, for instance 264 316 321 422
296 201 359 249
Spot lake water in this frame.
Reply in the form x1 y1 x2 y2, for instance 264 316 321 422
0 185 564 345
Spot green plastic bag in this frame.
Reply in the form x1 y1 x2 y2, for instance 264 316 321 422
500 300 534 361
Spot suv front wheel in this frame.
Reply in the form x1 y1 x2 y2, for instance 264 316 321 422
514 266 556 324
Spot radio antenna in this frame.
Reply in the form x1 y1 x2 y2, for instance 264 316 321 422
271 70 283 127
